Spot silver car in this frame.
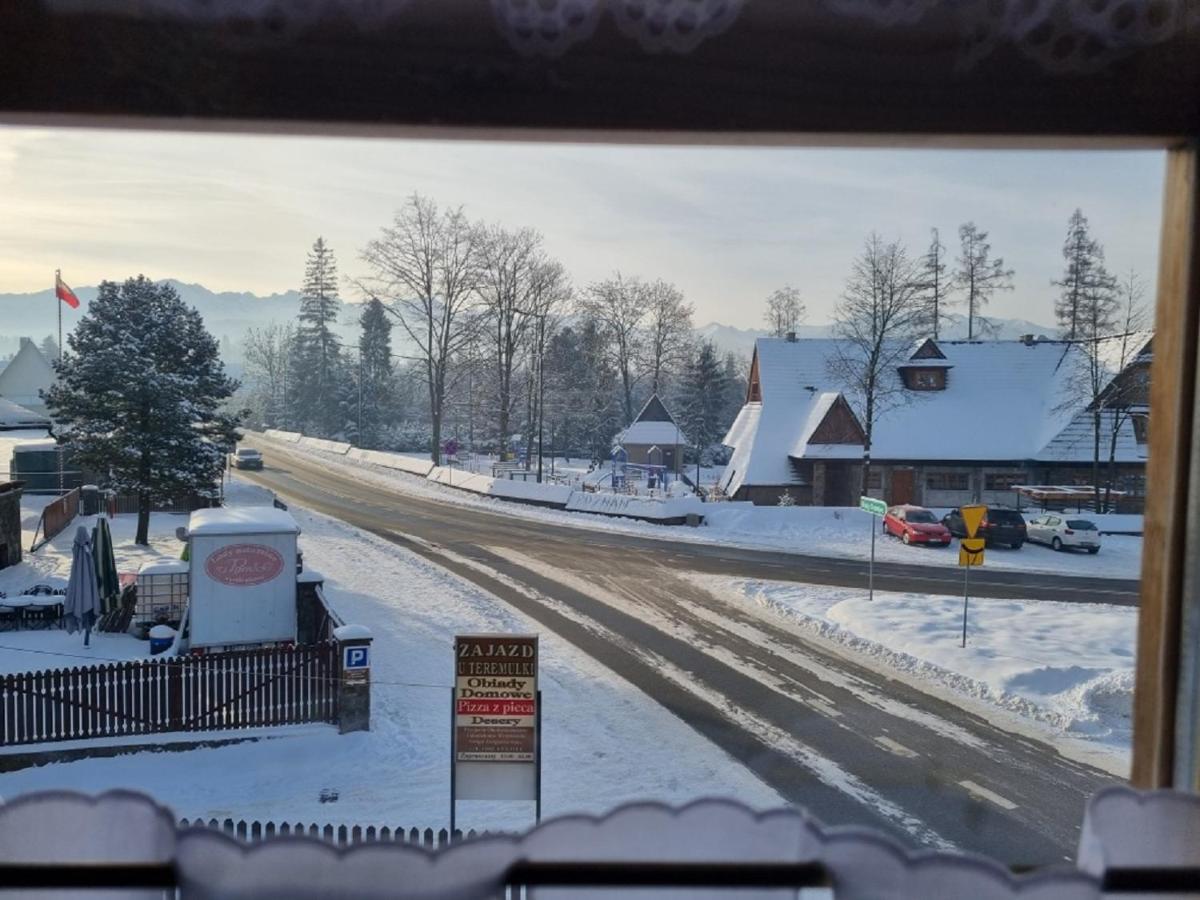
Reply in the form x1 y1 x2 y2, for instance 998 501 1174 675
1025 514 1102 554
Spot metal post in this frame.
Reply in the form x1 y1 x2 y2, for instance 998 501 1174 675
961 558 971 648
55 269 62 365
535 688 543 824
449 686 457 836
868 516 876 602
537 315 545 484
357 352 363 443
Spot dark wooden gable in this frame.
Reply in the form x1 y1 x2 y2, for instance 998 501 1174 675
636 394 676 424
747 349 762 403
910 338 946 360
808 396 865 445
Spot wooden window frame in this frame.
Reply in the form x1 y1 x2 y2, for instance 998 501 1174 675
1 1 1197 789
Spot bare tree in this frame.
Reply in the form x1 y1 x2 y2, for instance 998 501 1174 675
581 273 648 425
642 279 694 396
521 258 573 478
763 286 806 338
359 194 481 464
1054 209 1114 340
1100 270 1150 509
918 228 954 340
954 222 1014 340
475 224 543 460
242 321 295 427
828 234 927 483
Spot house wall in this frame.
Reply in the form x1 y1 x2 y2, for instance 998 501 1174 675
623 443 683 474
735 484 813 506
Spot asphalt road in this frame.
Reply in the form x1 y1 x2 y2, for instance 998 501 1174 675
239 438 1130 866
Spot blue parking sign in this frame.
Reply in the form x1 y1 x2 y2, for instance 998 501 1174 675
344 645 370 670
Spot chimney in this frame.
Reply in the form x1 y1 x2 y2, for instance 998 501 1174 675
1020 334 1036 347
786 331 797 343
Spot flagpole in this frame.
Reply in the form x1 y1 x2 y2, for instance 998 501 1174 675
55 268 62 362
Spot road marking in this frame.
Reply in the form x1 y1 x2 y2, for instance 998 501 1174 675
875 735 918 758
959 779 1018 810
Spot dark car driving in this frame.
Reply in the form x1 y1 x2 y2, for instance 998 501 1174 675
941 506 1027 548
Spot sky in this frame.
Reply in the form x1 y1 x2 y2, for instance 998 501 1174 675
0 126 1165 329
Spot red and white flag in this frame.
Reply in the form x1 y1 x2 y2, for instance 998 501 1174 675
55 272 80 309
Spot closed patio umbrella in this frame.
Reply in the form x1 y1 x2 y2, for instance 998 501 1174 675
92 516 120 615
64 525 101 645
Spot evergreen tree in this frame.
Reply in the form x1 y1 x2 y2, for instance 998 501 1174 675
356 297 394 448
1054 209 1114 339
919 228 953 340
577 318 621 462
954 222 1014 340
720 351 748 435
45 276 239 545
287 237 344 435
39 334 60 361
681 341 728 461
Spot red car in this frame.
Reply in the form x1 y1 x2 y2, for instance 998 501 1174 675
883 504 952 546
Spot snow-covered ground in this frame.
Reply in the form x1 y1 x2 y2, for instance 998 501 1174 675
259 438 1143 581
0 478 781 830
694 574 1135 764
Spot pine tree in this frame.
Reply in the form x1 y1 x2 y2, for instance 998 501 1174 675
287 237 344 435
720 351 748 434
1054 210 1113 339
39 334 60 361
954 222 1014 340
919 228 953 340
45 276 239 545
681 341 728 461
356 297 394 448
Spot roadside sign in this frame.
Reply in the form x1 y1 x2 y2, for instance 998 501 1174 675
960 504 987 539
958 537 986 567
860 496 887 517
344 645 369 670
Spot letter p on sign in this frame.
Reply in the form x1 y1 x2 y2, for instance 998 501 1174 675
344 646 370 670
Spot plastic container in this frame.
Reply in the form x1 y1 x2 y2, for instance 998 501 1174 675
149 624 176 655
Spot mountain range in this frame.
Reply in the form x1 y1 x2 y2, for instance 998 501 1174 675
0 279 1055 363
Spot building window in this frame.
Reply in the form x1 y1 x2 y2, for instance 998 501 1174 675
902 367 946 391
985 473 1025 492
926 471 969 491
865 468 882 489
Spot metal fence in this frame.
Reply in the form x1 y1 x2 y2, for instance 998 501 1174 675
29 488 79 552
0 642 339 746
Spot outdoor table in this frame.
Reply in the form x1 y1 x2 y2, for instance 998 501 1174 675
0 596 32 630
25 594 65 629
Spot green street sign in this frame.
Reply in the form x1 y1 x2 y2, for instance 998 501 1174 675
860 496 887 517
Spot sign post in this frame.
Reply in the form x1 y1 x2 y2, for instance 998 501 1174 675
451 634 540 835
859 496 887 603
957 505 987 648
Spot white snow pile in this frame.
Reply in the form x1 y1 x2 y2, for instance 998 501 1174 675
694 575 1136 756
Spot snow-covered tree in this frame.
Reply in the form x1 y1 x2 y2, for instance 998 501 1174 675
354 297 395 448
1100 270 1149 508
681 340 728 462
828 234 926 484
641 279 694 397
39 334 60 361
763 286 806 338
242 321 294 427
46 276 239 545
954 222 1013 340
580 273 648 426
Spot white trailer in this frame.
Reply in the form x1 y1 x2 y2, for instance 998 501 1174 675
185 507 300 650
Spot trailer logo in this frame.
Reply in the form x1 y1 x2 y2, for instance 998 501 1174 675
205 544 284 586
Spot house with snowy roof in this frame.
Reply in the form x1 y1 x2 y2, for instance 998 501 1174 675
613 394 689 475
721 333 1152 509
0 338 55 415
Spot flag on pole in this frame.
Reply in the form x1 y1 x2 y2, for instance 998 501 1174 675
55 272 80 309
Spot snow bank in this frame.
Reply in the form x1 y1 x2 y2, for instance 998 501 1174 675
346 448 434 477
487 478 573 505
566 492 703 522
298 436 350 455
263 429 301 444
696 574 1135 759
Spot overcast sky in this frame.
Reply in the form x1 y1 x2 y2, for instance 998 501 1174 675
0 127 1164 329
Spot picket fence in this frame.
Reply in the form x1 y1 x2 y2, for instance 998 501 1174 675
178 817 483 848
0 642 338 746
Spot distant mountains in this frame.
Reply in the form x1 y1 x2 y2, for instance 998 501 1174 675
0 279 1056 366
696 313 1058 358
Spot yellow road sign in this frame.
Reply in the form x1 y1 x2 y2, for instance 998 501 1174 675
959 537 985 567
960 504 987 539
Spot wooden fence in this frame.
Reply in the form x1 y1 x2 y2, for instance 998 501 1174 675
178 817 483 848
0 642 338 746
29 488 80 551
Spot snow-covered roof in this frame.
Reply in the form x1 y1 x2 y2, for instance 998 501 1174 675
0 398 51 430
615 393 689 447
723 335 1151 486
188 506 300 536
139 559 189 575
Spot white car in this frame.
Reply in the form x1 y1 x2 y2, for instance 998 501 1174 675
1025 514 1102 554
230 447 264 470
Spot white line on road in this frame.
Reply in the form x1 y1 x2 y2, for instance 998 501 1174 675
875 736 919 759
959 779 1018 810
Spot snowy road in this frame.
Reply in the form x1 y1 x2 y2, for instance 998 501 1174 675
239 440 1124 866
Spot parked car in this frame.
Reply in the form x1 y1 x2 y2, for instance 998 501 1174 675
1026 514 1102 553
231 447 264 470
883 505 952 546
941 506 1027 548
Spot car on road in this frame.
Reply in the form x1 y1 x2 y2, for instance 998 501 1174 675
941 506 1027 548
231 447 264 470
883 505 952 546
1026 514 1102 553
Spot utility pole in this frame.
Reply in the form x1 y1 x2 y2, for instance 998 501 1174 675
537 313 545 484
357 351 363 444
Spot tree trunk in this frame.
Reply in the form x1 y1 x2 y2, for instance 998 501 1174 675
135 492 151 546
1092 409 1102 512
